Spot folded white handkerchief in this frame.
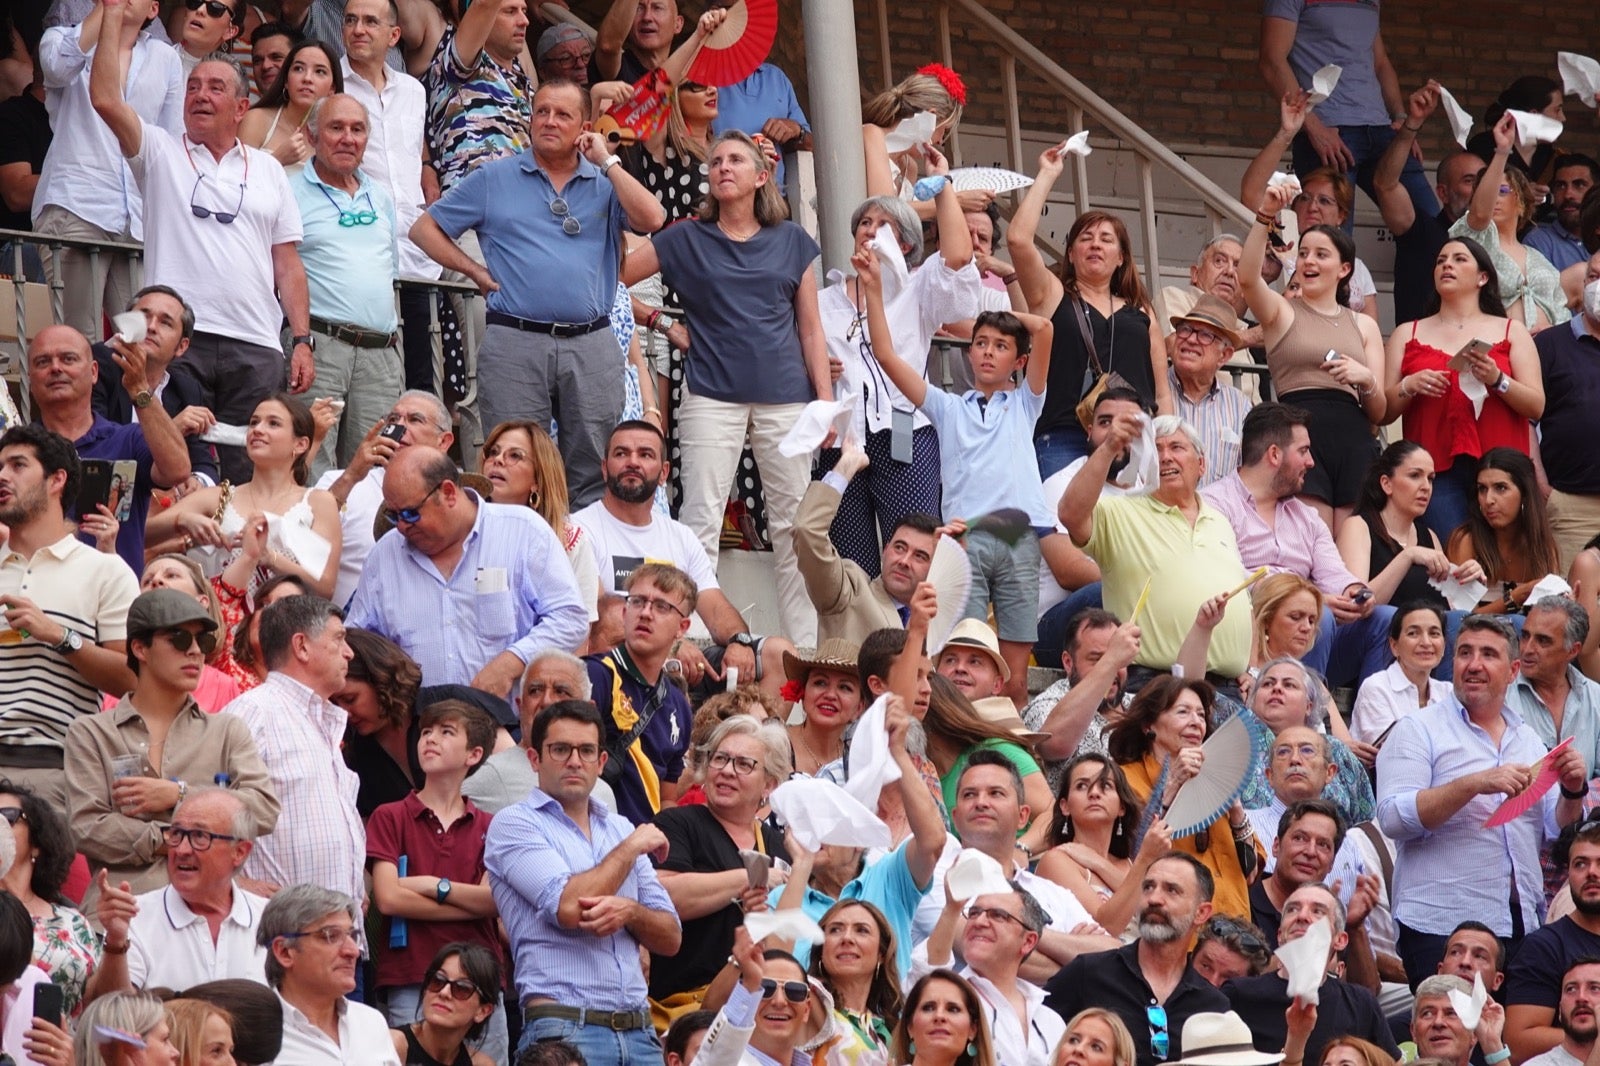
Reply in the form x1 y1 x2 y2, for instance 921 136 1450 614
1507 109 1564 147
745 910 825 944
1275 918 1333 1004
946 848 1013 902
1448 972 1489 1030
1528 574 1575 604
111 312 146 345
1436 84 1475 148
1429 573 1488 612
1558 53 1600 106
1057 130 1092 157
885 112 937 153
769 778 891 852
842 694 902 809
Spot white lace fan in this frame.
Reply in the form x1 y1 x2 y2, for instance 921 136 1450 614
948 167 1034 194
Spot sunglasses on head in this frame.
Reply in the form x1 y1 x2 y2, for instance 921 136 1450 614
426 971 484 1002
184 0 235 19
760 979 809 1003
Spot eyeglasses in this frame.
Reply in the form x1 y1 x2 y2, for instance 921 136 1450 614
1146 1004 1169 1060
279 924 359 947
546 47 592 67
1175 323 1223 346
425 971 485 1002
707 751 761 776
1203 915 1268 954
155 628 219 656
624 594 687 618
161 825 239 851
0 808 25 826
1271 742 1322 761
189 173 245 225
384 481 442 525
549 196 581 236
483 444 530 465
962 904 1029 930
544 741 602 764
760 979 810 1003
341 12 389 27
316 185 378 227
1291 193 1340 211
184 0 235 19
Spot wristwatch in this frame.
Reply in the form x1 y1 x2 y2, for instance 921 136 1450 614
132 390 154 409
1494 371 1513 395
600 154 622 174
291 334 315 351
728 632 756 648
435 878 452 904
52 629 83 655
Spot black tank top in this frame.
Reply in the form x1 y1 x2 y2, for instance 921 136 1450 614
1037 296 1156 435
1361 512 1447 610
402 1025 474 1066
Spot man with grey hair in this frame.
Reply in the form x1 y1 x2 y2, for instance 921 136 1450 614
1411 973 1509 1066
314 389 454 607
1510 596 1600 780
1161 234 1267 400
85 788 271 1000
1165 294 1253 486
291 92 402 480
1060 407 1252 695
1222 883 1399 1064
461 649 596 813
222 595 364 906
259 884 399 1064
90 9 315 483
914 883 1066 1066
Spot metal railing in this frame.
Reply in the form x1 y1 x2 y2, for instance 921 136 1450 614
874 0 1254 287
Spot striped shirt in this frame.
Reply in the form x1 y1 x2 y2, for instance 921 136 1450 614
486 787 677 1006
226 673 365 904
423 27 532 193
1168 366 1252 487
0 534 138 756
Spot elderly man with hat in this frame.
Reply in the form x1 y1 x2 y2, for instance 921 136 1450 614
64 588 280 902
1167 293 1254 487
936 618 1011 704
536 24 592 87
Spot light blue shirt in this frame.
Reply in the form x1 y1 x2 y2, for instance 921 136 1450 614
292 163 399 332
1376 690 1566 937
765 839 931 975
711 63 808 185
425 150 625 322
1507 665 1600 780
1525 221 1589 273
920 383 1053 527
346 493 589 703
485 786 677 1005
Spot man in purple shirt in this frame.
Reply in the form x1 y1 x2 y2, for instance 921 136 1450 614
1201 403 1390 692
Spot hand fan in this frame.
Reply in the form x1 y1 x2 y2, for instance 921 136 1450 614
1485 736 1575 828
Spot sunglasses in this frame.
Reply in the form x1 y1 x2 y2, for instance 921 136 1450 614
1204 915 1268 954
189 173 245 225
1146 1004 1169 1060
383 481 442 525
549 196 581 236
154 628 219 656
0 807 24 826
760 979 809 1003
184 0 235 19
680 81 711 94
426 971 484 1002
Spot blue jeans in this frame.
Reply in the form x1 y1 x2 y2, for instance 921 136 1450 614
1291 124 1440 235
519 1015 661 1065
387 984 511 1066
1305 605 1396 688
1035 427 1091 481
1035 582 1104 668
1422 459 1477 545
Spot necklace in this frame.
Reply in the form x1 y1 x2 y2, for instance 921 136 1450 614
717 219 759 242
791 724 838 770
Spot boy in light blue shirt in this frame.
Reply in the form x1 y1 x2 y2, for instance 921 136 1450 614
856 245 1054 705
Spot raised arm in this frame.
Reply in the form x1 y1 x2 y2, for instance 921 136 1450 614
927 146 972 271
1241 183 1298 343
1465 114 1515 232
1259 17 1352 171
1020 311 1054 395
1059 410 1140 546
590 0 635 82
856 247 927 407
657 9 726 88
887 694 947 887
1375 84 1439 237
87 0 143 158
451 0 511 77
1005 146 1068 318
577 131 665 233
1240 90 1309 217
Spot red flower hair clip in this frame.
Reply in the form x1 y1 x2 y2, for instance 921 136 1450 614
917 63 967 107
780 679 805 703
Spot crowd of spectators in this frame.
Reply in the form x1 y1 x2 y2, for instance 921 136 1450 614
2 0 1600 1064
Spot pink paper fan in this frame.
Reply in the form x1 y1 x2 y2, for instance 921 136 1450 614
1485 736 1575 828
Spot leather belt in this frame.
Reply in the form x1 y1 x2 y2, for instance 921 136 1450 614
486 311 610 338
309 315 397 349
521 1003 650 1030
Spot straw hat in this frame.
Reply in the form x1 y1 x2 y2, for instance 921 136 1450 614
781 638 861 684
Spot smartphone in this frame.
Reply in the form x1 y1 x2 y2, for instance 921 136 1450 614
1322 348 1341 363
379 422 407 444
1353 588 1375 606
33 983 63 1029
1449 338 1493 371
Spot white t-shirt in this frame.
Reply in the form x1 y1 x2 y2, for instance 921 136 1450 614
315 466 385 609
571 500 720 595
1037 457 1140 619
1525 1046 1584 1066
128 121 301 350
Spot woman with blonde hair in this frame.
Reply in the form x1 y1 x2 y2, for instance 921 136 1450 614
74 992 178 1066
1250 573 1324 671
861 64 981 221
1053 1008 1136 1066
165 998 235 1066
1318 1037 1398 1066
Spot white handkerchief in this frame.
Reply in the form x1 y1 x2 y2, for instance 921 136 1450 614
946 848 1013 901
842 694 902 809
867 220 912 302
1112 413 1157 490
1529 574 1575 604
1448 972 1489 1030
111 312 146 346
885 111 937 153
1436 84 1475 148
1559 52 1600 107
778 395 855 458
1056 130 1092 157
1508 109 1564 147
1307 64 1342 105
1267 171 1303 199
1430 573 1488 612
268 510 332 583
769 778 892 851
1274 918 1332 1004
1457 370 1487 419
198 423 248 447
745 910 825 944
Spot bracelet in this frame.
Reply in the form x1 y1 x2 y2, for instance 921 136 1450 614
181 533 194 551
1254 211 1276 228
1397 376 1411 398
1561 784 1589 800
103 940 131 956
1484 1049 1511 1065
643 406 661 417
999 274 1018 286
645 309 661 330
1402 122 1423 132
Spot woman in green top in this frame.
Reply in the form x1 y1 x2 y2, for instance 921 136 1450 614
924 675 1054 854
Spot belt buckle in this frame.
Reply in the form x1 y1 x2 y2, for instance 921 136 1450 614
551 320 580 337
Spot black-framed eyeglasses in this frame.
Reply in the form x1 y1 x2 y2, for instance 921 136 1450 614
161 825 238 851
279 924 358 947
707 751 760 776
0 807 25 826
543 741 602 764
549 196 581 236
425 971 485 1001
155 628 219 656
1203 915 1268 954
316 184 378 227
189 173 245 224
962 903 1029 930
1146 1004 1169 1060
184 0 234 19
624 594 687 618
760 979 809 1003
384 481 442 525
1175 323 1223 347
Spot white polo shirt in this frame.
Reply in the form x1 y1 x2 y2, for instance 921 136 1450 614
128 121 301 350
275 992 400 1066
125 883 270 990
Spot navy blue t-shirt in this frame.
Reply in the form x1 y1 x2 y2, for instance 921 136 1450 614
584 651 693 826
71 415 155 576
